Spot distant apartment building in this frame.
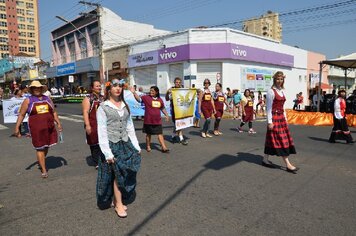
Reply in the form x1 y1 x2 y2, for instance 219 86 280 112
243 11 282 42
0 0 40 58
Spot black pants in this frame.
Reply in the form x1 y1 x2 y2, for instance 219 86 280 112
90 144 102 165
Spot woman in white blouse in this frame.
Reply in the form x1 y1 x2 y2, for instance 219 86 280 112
263 71 299 174
96 79 141 218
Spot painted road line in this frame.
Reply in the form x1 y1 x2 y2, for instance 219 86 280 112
0 124 8 130
58 116 83 123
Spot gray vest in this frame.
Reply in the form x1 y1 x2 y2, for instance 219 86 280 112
101 104 129 143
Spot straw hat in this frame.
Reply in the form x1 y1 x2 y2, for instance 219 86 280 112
29 81 43 88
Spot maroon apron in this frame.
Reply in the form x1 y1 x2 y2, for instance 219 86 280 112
201 91 213 119
214 93 225 119
27 96 57 149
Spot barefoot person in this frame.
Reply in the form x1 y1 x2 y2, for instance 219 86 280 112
14 80 62 178
263 71 299 173
82 80 104 168
131 85 170 153
96 79 141 218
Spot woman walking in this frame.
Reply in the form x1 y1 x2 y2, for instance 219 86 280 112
328 90 354 144
237 89 256 134
131 85 170 152
96 79 141 218
14 80 62 178
199 79 216 138
82 80 104 168
213 83 229 135
263 71 299 173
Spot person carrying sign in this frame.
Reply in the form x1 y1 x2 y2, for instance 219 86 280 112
165 77 188 145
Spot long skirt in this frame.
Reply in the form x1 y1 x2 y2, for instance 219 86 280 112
96 139 141 210
329 117 353 143
264 113 296 156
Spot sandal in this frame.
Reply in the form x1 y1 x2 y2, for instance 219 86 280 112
41 172 48 178
146 147 151 152
161 149 170 153
115 207 127 218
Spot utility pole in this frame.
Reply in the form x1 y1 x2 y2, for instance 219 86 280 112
78 1 105 83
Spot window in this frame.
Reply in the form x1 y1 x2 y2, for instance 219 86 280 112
28 47 36 53
19 39 26 44
0 6 5 11
0 21 7 27
16 1 25 7
17 9 25 15
18 24 26 29
18 16 25 22
26 10 34 15
27 25 35 30
19 31 26 37
19 46 27 52
0 29 7 35
27 17 34 23
0 45 9 51
28 40 35 45
26 2 34 8
0 37 8 43
0 0 5 3
0 14 6 19
27 32 35 38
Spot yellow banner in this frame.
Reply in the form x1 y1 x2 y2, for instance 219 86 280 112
172 88 197 129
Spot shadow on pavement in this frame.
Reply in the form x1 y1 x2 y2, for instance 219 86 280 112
188 130 201 137
308 136 330 142
25 156 68 170
127 153 239 235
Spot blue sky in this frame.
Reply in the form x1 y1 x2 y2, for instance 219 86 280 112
38 0 356 62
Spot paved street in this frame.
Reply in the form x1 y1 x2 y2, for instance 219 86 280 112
0 104 355 236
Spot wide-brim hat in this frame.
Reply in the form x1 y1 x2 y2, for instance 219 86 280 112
29 81 43 88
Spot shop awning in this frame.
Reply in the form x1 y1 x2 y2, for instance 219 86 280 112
320 82 333 90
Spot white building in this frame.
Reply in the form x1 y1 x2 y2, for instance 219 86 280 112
128 28 312 108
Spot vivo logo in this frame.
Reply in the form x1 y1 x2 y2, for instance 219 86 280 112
160 50 177 60
232 47 247 57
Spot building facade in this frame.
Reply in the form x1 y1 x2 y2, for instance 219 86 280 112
243 11 282 42
0 0 40 58
46 7 169 90
127 28 327 109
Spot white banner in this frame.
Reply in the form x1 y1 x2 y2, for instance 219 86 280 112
2 98 28 124
175 117 194 131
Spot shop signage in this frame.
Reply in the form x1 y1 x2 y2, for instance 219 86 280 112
57 62 76 76
128 51 158 67
112 61 121 69
128 43 294 68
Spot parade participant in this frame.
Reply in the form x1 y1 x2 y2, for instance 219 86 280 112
165 77 188 145
193 89 201 128
232 89 242 119
82 80 104 168
225 87 233 112
14 80 62 178
263 71 298 173
96 78 141 218
213 83 229 135
199 79 216 138
328 90 354 144
131 85 170 153
238 89 256 134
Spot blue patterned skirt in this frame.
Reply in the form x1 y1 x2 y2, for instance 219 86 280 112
96 139 141 210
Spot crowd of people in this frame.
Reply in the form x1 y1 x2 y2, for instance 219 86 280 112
10 71 354 220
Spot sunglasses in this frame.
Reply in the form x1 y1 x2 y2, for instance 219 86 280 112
111 79 125 87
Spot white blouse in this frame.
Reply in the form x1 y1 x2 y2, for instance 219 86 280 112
266 87 286 124
97 100 141 160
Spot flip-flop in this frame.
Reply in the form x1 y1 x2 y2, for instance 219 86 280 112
41 172 48 178
115 207 127 218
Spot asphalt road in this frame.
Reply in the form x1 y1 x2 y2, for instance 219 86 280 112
0 104 355 236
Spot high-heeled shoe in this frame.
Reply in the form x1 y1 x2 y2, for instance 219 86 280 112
286 167 300 174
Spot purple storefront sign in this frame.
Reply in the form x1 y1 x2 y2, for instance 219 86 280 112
128 50 158 67
129 43 294 68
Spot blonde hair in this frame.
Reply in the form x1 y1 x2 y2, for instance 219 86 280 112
272 71 285 89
